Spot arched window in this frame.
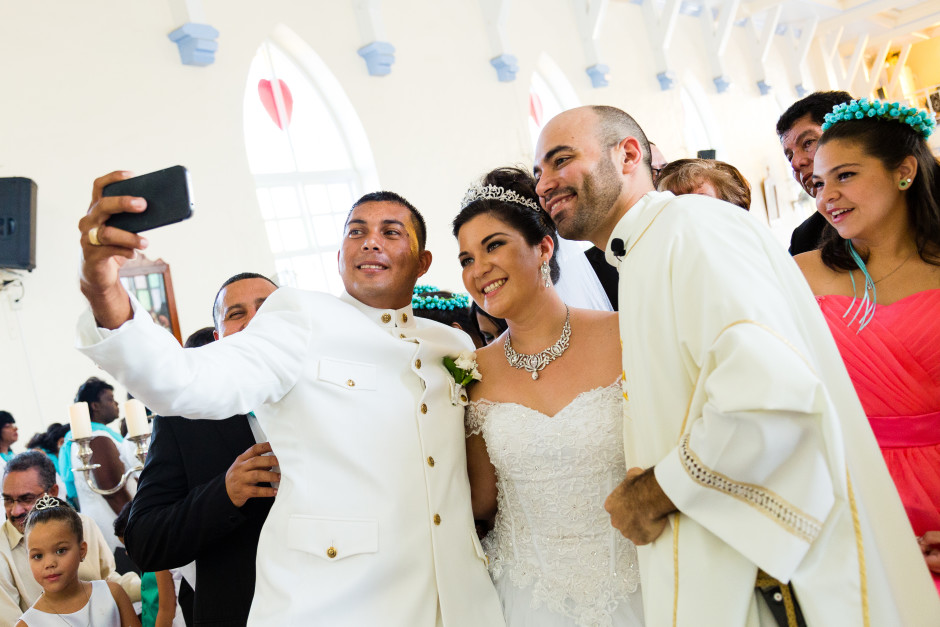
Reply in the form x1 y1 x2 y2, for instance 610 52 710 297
678 79 725 158
528 55 580 150
243 32 378 293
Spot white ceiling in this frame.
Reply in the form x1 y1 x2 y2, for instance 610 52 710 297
626 0 940 57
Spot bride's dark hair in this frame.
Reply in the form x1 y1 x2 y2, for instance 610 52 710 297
452 166 561 283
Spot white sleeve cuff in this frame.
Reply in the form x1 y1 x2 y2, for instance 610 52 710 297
655 444 813 581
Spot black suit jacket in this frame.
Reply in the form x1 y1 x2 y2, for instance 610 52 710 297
788 212 828 256
585 246 619 310
125 414 272 627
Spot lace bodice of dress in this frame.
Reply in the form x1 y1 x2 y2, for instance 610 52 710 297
467 382 640 627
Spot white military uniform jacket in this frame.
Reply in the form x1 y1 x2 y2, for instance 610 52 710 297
77 289 505 627
605 192 939 626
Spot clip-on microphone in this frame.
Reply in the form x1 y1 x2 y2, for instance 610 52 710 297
610 238 626 259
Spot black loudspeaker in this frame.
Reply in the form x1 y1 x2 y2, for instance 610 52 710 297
0 177 37 271
697 149 717 160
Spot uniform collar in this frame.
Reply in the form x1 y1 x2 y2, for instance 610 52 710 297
2 519 23 550
605 190 673 268
340 292 417 330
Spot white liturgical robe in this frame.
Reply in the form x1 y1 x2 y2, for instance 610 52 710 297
77 289 505 627
605 191 939 626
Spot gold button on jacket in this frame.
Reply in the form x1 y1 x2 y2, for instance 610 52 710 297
427 456 435 467
327 546 337 559
433 514 441 525
420 403 428 414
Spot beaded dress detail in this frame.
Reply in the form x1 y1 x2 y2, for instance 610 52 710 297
467 381 643 626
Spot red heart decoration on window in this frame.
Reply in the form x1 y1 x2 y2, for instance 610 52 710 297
529 92 543 128
258 79 293 130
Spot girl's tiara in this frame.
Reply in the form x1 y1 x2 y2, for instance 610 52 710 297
822 98 936 139
34 494 62 511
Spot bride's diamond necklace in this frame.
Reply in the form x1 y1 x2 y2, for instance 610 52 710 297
503 306 571 380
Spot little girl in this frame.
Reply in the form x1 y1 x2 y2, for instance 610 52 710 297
16 494 140 627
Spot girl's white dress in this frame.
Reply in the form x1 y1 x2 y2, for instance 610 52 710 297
467 381 645 627
19 580 120 627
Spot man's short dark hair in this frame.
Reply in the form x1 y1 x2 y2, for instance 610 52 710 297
3 450 57 491
347 191 427 251
114 501 132 538
185 326 217 348
74 377 113 406
212 273 278 329
590 105 651 171
776 91 853 136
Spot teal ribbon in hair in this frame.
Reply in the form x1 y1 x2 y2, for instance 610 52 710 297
843 241 877 332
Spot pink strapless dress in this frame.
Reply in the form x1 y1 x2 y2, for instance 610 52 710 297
818 290 940 593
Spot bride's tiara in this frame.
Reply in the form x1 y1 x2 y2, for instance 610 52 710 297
461 184 541 213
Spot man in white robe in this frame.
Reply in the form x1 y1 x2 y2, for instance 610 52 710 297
533 106 939 626
74 177 505 627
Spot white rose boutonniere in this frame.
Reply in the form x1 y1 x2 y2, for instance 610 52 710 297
443 351 482 406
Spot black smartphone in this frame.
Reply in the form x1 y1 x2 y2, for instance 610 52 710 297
102 166 194 233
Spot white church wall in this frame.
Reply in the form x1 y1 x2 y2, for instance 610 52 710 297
0 0 812 439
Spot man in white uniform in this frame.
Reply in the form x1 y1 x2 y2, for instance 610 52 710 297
74 176 505 627
533 106 939 626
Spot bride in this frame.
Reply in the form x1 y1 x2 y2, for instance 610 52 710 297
453 167 645 627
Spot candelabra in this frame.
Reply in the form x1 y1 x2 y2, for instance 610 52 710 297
72 433 149 495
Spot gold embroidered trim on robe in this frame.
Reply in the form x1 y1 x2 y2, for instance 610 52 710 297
678 434 822 543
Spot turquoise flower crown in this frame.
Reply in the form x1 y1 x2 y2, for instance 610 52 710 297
821 98 936 139
412 285 470 311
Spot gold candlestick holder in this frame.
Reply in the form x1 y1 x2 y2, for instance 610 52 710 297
72 433 149 495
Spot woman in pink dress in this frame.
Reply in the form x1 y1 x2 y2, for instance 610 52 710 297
796 99 940 591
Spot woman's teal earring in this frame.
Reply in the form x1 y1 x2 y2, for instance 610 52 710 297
899 178 912 190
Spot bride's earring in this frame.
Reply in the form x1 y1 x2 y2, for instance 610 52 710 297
541 261 551 288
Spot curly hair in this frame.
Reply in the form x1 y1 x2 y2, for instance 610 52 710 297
656 158 751 210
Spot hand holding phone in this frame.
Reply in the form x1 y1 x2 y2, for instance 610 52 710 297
102 165 194 233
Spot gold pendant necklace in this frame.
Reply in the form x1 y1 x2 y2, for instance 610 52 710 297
873 249 916 284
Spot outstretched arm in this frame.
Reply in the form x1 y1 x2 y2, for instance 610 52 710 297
78 171 148 330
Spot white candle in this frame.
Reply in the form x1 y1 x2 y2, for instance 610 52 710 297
124 399 151 437
69 402 93 440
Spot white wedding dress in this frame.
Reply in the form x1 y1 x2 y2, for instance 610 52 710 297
466 381 645 627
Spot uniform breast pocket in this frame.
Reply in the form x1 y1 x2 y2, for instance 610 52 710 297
317 358 377 391
287 515 379 562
